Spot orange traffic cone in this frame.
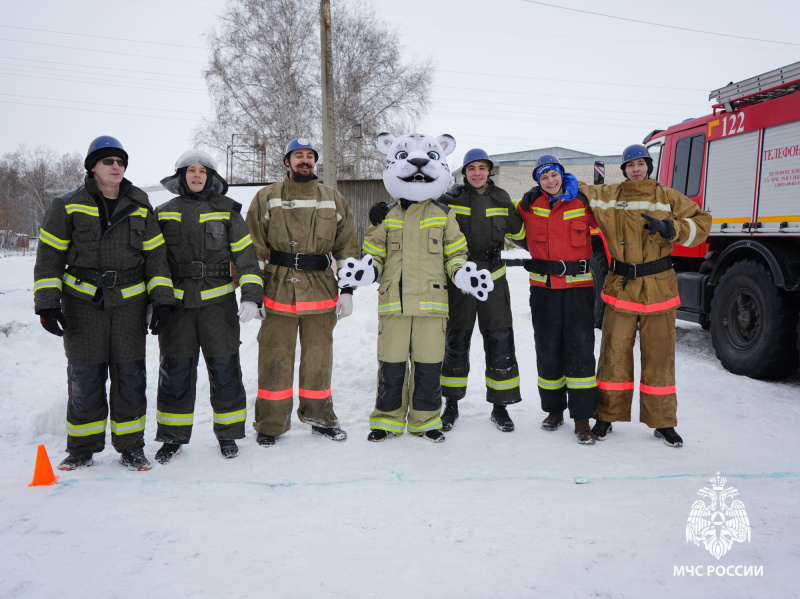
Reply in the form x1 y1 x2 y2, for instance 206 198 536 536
29 444 58 487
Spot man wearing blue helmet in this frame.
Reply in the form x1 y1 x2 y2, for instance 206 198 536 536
34 136 175 471
578 144 711 448
246 138 359 447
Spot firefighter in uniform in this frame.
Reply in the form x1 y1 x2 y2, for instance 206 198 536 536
245 138 359 447
341 132 493 443
152 150 263 464
371 148 526 431
518 155 598 444
579 144 711 447
34 135 175 471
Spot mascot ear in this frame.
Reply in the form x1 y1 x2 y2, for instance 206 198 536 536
376 133 396 155
437 134 456 157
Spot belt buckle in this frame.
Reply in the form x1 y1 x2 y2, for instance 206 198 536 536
557 260 567 277
190 261 205 279
494 249 502 262
578 260 588 275
286 276 300 284
627 263 637 280
294 252 303 270
100 271 117 288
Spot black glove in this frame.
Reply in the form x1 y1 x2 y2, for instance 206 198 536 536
149 304 174 335
519 186 542 212
368 202 390 226
641 213 675 239
39 308 67 337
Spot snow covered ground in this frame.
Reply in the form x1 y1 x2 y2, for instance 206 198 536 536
1 189 799 597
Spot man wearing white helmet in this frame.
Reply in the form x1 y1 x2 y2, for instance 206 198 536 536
152 150 263 463
245 138 358 447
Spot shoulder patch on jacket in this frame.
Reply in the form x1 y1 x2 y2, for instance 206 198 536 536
432 200 451 214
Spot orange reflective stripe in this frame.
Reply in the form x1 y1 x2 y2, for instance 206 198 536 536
601 292 681 313
258 388 293 400
299 388 331 399
640 383 676 395
263 296 338 314
597 380 635 391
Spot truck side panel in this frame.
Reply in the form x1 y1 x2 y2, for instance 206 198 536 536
758 120 800 232
705 131 760 231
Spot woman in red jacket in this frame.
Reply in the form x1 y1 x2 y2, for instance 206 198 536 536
517 155 597 444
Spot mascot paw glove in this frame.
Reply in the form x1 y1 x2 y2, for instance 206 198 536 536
149 304 174 335
238 300 260 323
453 262 494 301
39 308 67 337
338 255 376 288
336 293 353 319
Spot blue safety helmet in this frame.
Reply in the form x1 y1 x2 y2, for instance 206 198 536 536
532 154 564 182
461 148 494 175
620 144 653 179
84 135 128 171
284 138 319 165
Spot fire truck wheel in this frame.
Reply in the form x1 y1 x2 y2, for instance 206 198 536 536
590 252 608 329
710 260 800 379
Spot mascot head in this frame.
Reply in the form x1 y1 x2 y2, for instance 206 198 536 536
376 133 455 202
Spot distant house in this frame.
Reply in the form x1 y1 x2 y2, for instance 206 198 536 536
0 231 31 249
454 146 624 200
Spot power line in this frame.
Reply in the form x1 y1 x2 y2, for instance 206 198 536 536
0 93 205 116
0 99 202 122
0 37 205 64
0 55 205 80
520 0 800 47
0 70 208 95
0 64 207 90
0 24 206 50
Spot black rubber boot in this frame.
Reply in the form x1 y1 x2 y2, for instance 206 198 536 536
219 439 239 458
592 420 613 440
155 443 182 465
367 429 397 442
120 448 152 471
312 426 348 441
654 427 683 447
57 451 93 471
441 399 459 432
257 433 277 447
422 429 445 443
491 404 515 432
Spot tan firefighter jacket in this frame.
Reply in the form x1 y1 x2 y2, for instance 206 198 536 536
246 175 358 316
362 199 469 318
34 176 174 312
579 179 711 315
156 188 263 308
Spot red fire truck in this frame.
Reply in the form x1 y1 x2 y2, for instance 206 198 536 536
641 61 800 379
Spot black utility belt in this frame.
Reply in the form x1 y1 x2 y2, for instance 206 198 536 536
526 258 589 276
66 265 143 288
610 256 672 280
268 250 331 271
474 248 503 263
170 262 232 279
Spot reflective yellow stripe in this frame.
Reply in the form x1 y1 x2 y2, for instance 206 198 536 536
131 208 148 218
201 283 235 300
563 208 586 220
34 277 63 292
538 376 566 390
39 228 70 251
199 212 230 223
65 204 99 217
420 217 447 229
529 273 547 284
511 197 523 208
362 240 387 257
121 282 146 298
441 376 468 388
444 236 467 255
486 375 520 390
174 288 185 299
486 207 508 217
407 417 442 433
67 418 107 437
566 273 594 284
158 212 182 222
566 376 597 389
110 415 146 435
446 257 466 278
385 219 404 229
142 233 165 251
507 224 526 241
214 409 247 425
378 302 401 314
238 274 264 287
146 276 173 294
491 265 506 280
369 418 406 433
156 411 194 426
62 273 97 296
532 207 551 218
230 235 253 252
420 301 448 312
450 205 471 216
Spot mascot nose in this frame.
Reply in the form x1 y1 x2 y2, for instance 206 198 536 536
408 157 429 168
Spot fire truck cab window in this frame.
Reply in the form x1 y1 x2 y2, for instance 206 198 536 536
646 142 663 181
672 134 704 197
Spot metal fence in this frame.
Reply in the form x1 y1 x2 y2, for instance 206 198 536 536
336 179 393 253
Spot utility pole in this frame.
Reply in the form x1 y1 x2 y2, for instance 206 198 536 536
320 0 337 189
355 123 362 180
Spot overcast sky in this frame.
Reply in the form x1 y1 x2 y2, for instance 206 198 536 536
2 0 798 186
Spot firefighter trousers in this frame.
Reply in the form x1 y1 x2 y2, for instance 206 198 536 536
254 310 339 436
369 315 447 435
529 286 596 420
155 295 246 444
442 275 521 405
596 305 677 428
61 293 147 454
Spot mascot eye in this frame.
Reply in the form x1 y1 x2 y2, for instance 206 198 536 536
427 151 440 160
396 151 408 160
